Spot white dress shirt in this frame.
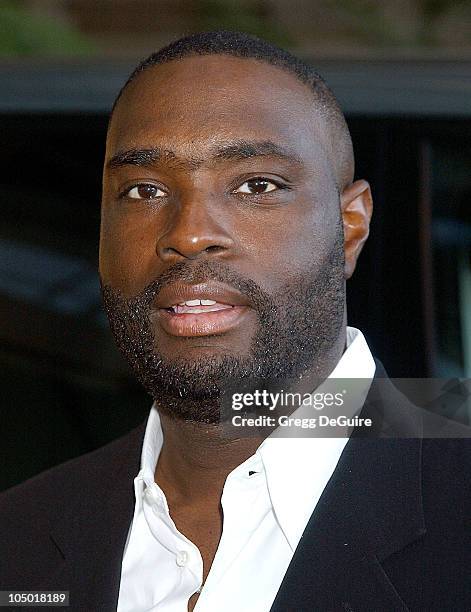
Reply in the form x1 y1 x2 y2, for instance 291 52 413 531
117 326 376 612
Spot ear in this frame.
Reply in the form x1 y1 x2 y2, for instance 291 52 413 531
341 179 373 279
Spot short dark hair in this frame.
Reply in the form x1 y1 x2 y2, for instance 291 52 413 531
111 30 353 189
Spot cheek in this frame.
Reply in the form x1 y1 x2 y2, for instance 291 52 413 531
240 205 337 292
99 206 159 295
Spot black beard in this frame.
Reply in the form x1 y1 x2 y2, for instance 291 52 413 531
101 230 345 424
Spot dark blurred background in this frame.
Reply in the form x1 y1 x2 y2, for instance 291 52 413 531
1 0 470 490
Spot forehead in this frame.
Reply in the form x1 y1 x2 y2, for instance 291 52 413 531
107 55 329 161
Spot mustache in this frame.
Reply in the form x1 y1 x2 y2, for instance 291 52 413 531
101 260 277 318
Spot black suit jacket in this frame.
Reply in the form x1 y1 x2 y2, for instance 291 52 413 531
1 361 471 611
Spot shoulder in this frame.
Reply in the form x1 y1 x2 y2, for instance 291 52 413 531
0 421 146 588
0 421 146 526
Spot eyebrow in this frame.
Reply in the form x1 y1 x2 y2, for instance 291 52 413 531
107 147 190 170
214 141 302 164
106 140 303 171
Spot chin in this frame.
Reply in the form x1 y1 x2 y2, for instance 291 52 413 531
154 339 250 362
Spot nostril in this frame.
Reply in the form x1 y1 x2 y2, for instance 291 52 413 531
204 245 225 254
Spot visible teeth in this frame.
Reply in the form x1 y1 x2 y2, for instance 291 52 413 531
176 299 218 307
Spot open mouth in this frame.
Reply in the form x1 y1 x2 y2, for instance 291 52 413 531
166 299 235 314
153 283 252 337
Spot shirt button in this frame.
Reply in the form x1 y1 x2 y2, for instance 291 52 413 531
176 550 189 567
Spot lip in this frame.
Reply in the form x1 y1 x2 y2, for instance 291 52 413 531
155 305 251 337
152 281 253 338
153 281 250 309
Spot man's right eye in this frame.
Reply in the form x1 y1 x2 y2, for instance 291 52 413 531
124 184 166 200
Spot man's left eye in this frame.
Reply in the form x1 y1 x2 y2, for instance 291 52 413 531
126 184 166 199
234 178 278 195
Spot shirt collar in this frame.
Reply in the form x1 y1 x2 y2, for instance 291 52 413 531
138 405 163 485
256 325 376 549
329 325 375 379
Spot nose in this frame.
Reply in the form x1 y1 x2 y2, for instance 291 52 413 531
156 196 235 263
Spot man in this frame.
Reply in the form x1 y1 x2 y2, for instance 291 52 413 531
1 31 470 612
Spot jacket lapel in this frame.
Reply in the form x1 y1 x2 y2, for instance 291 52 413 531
271 362 425 612
49 422 146 611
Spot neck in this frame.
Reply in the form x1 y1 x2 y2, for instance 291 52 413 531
155 416 263 506
155 325 347 504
